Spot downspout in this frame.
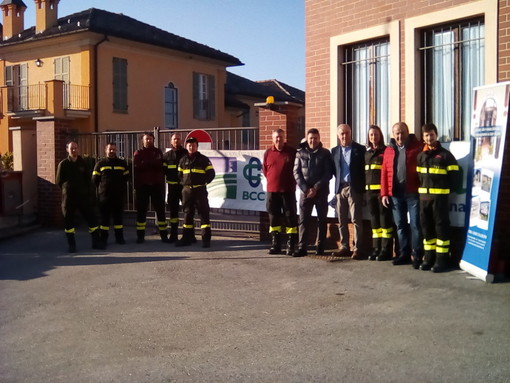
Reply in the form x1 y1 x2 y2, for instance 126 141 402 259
93 35 109 132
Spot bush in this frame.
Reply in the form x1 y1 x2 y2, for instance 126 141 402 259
0 151 14 171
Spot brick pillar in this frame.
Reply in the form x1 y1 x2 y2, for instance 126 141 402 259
259 107 287 149
278 104 300 148
258 103 302 149
258 103 302 242
36 119 70 226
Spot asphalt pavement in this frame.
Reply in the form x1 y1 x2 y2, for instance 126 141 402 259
1 228 509 383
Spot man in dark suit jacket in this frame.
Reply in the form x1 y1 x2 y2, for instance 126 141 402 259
331 124 366 259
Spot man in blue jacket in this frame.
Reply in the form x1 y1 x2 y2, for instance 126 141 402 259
331 124 366 259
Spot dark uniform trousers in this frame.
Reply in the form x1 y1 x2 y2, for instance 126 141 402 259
57 156 100 252
417 142 460 270
420 195 450 258
63 195 98 234
99 195 124 231
266 191 298 235
135 184 167 233
167 183 183 224
182 185 210 239
367 192 394 255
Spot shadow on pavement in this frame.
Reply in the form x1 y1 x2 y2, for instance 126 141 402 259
0 254 190 281
0 229 276 281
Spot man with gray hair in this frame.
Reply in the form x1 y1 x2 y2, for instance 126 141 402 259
331 124 366 259
262 129 298 255
381 122 424 267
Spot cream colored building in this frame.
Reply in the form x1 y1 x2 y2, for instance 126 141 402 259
0 0 244 155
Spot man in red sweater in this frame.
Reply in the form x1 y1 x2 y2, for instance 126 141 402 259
262 129 298 255
381 122 424 267
133 132 168 244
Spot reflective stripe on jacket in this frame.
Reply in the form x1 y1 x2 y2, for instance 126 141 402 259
416 143 461 196
92 156 129 197
365 145 385 192
178 152 215 187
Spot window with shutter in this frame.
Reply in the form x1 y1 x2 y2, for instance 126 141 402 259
54 56 70 108
193 72 215 120
164 83 178 129
113 57 128 113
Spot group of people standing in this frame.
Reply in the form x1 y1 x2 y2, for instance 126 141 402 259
56 132 215 253
56 123 460 273
263 122 460 273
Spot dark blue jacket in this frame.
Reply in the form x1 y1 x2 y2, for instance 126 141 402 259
331 141 366 194
293 142 333 193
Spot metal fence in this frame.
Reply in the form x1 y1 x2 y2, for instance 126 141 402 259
75 127 261 236
77 127 259 161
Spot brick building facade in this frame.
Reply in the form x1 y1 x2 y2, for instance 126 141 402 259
305 0 510 277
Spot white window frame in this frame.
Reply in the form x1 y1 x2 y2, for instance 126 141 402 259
329 21 400 147
404 0 497 140
343 39 391 142
193 72 215 121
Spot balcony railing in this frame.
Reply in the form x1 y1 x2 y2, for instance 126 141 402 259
5 83 90 113
64 84 90 110
7 84 46 112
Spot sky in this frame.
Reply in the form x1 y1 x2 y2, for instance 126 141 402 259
23 0 305 90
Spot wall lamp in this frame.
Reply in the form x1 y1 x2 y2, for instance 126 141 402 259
35 58 43 67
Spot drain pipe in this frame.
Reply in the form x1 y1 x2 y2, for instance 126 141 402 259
93 35 109 132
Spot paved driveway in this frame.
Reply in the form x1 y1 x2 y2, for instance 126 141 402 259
1 229 509 382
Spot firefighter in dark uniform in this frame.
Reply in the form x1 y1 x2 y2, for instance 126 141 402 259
92 142 129 247
133 132 168 243
163 134 187 243
175 137 215 248
417 123 461 272
56 140 101 253
365 125 394 261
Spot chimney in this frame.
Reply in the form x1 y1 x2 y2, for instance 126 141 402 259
0 0 27 40
34 0 58 34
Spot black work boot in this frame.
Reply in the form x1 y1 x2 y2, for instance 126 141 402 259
412 252 423 269
420 251 435 271
66 233 77 253
286 233 297 256
114 229 126 244
268 232 281 254
91 230 105 250
392 254 411 265
175 228 193 247
99 229 109 248
160 229 169 243
376 250 391 261
136 230 145 244
168 223 178 243
431 253 449 273
202 227 212 248
190 227 197 243
369 248 380 261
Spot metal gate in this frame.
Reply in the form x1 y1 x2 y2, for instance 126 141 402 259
76 127 261 236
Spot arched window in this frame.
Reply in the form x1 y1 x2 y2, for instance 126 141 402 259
164 82 178 129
